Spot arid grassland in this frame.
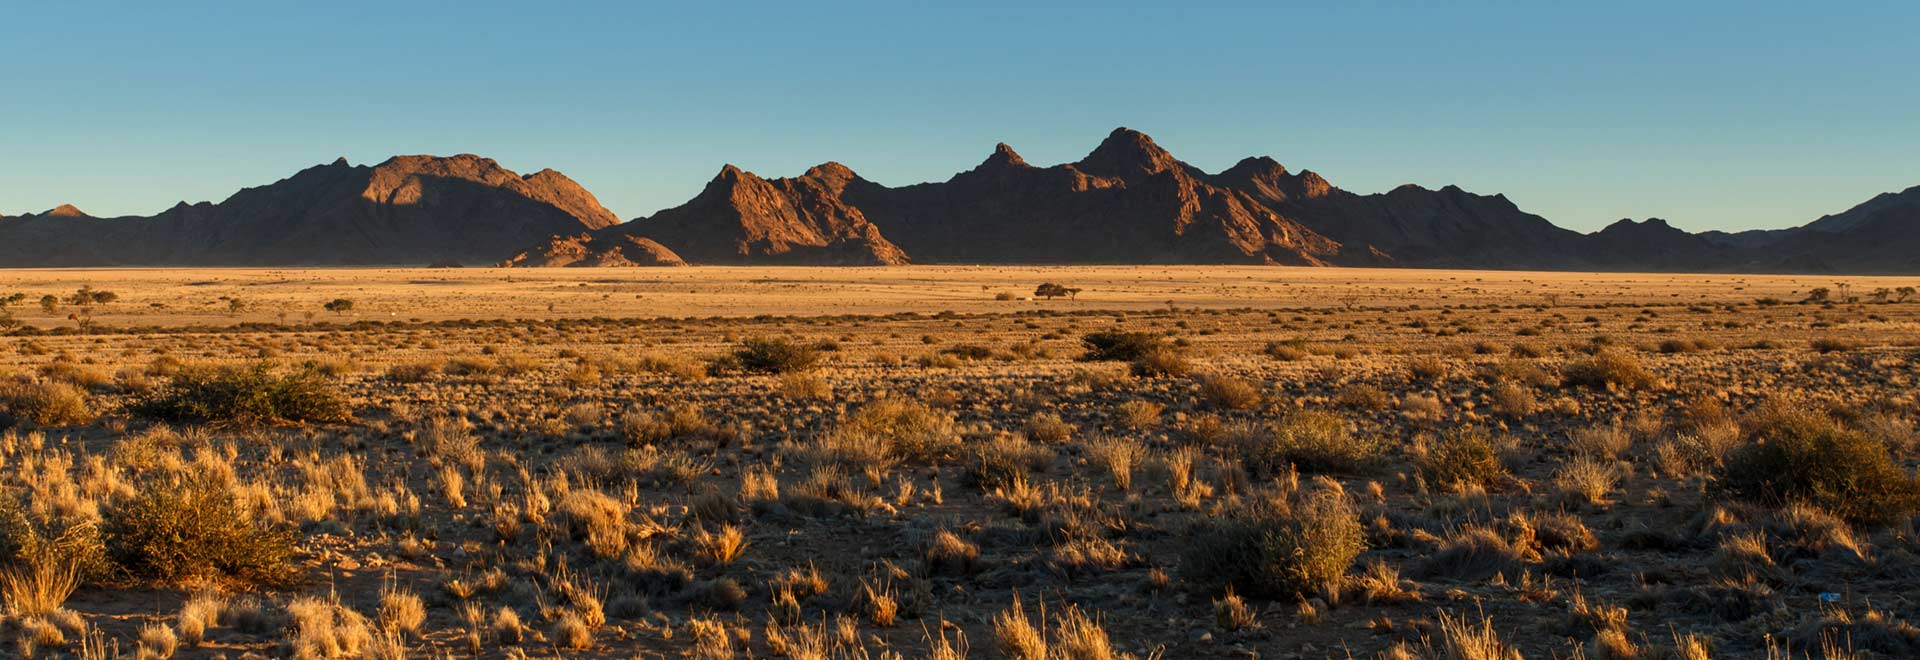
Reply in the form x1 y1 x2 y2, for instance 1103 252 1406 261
0 267 1917 659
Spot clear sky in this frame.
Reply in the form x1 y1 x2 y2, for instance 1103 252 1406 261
2 2 1915 232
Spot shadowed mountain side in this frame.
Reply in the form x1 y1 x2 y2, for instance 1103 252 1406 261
500 234 687 267
0 155 619 266
8 131 1919 272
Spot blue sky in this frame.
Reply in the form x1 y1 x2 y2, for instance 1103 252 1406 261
2 2 1915 232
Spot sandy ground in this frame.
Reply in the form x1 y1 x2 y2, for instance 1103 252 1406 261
2 266 1914 328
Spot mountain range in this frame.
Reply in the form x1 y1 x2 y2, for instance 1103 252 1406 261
5 128 1917 273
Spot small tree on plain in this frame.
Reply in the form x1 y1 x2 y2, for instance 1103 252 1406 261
323 299 355 314
1035 283 1082 300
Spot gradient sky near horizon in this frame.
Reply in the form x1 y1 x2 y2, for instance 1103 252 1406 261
3 2 1916 232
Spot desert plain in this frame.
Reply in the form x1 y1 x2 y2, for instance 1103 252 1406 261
0 266 1917 659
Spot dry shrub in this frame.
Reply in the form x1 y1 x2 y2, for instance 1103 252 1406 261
1115 399 1164 429
286 595 375 660
1264 340 1310 361
555 612 594 650
819 398 960 468
1051 604 1120 660
1418 517 1541 582
1553 455 1619 507
693 524 749 566
1198 374 1262 410
777 372 832 400
1569 424 1633 460
924 529 981 576
138 622 179 659
1131 347 1193 377
0 378 94 427
385 361 442 383
1336 383 1393 412
1718 406 1920 524
1350 559 1422 605
1416 428 1507 492
993 598 1046 660
377 586 426 636
1183 486 1365 598
175 593 226 645
0 551 78 618
1085 434 1145 491
1240 410 1381 475
1562 350 1656 391
1407 356 1449 383
1213 590 1258 631
1488 382 1536 418
1433 610 1524 660
620 406 732 446
134 363 351 427
727 337 822 374
964 434 1054 492
1024 412 1075 444
1810 337 1860 354
1080 331 1165 362
102 473 296 585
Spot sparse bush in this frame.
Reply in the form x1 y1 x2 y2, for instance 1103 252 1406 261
728 337 822 374
818 398 960 469
1115 399 1164 429
1488 382 1536 418
964 434 1053 492
1197 374 1261 410
102 474 296 585
1563 350 1656 391
1239 410 1380 475
134 363 351 427
1080 331 1165 362
1810 337 1859 353
1334 383 1392 411
1183 487 1365 598
1130 347 1193 377
1264 339 1310 361
1417 428 1507 492
0 378 94 427
1717 407 1920 524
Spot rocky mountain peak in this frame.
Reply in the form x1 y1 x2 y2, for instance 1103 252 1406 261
1076 127 1182 180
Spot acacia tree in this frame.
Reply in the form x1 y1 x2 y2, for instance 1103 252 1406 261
0 292 24 330
68 285 117 308
323 298 355 314
1035 283 1083 300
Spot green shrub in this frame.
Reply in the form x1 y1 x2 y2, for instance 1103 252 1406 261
1183 489 1365 598
1240 411 1381 475
1562 350 1656 391
102 475 296 585
1717 408 1920 524
133 363 351 427
1417 428 1506 491
0 378 95 427
728 337 822 374
1081 332 1166 362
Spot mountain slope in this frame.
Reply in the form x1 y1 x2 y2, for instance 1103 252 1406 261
847 129 1345 265
0 155 619 266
